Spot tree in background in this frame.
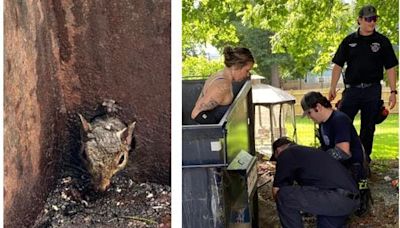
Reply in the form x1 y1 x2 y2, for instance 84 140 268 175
183 0 398 85
182 56 224 79
241 0 355 76
182 0 239 60
182 0 286 83
242 0 398 74
235 23 293 86
182 0 240 79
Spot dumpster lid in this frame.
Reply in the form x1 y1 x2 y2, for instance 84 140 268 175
227 150 255 170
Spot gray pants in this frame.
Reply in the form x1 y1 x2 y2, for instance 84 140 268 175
276 186 359 228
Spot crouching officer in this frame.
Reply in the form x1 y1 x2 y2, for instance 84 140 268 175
301 91 371 216
272 137 359 227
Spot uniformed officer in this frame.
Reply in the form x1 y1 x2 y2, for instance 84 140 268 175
301 91 370 216
328 5 398 163
272 137 359 228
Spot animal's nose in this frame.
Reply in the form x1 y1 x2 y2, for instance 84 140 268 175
96 179 111 192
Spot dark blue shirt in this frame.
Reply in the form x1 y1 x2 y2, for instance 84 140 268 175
273 144 357 192
318 110 364 167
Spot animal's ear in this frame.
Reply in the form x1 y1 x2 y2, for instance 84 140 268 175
126 121 136 145
78 113 92 132
117 121 136 145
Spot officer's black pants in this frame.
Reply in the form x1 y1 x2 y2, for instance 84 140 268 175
276 186 359 228
339 84 381 163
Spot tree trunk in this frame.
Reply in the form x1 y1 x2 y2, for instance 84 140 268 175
271 64 280 87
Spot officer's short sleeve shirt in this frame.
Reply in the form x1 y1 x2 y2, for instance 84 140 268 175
318 111 365 165
332 30 398 84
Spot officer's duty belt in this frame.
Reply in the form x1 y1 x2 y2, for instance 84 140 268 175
345 82 379 89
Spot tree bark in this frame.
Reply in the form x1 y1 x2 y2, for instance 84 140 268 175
271 63 280 87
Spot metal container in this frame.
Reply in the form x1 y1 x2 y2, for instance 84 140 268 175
182 80 258 228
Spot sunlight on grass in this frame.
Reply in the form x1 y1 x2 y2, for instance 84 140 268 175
294 114 398 160
227 122 250 162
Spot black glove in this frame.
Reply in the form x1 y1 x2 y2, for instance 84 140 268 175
327 147 351 161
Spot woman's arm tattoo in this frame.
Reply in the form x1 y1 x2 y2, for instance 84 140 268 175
199 99 219 111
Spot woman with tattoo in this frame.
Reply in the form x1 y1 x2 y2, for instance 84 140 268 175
191 46 254 124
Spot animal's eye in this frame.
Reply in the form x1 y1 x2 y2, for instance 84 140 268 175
118 154 125 165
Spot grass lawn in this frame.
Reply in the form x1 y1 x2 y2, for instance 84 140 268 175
294 114 398 160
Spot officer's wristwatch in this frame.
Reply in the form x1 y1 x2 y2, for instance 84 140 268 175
390 90 398 95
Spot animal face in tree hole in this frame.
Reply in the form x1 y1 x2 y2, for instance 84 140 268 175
79 114 136 192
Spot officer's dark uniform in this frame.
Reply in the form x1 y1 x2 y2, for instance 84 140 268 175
318 110 366 180
332 29 398 162
274 144 359 228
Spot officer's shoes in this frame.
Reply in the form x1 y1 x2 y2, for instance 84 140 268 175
354 189 373 217
366 166 371 178
354 205 370 217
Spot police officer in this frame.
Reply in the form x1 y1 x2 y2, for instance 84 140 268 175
272 137 359 228
301 91 370 216
328 5 398 163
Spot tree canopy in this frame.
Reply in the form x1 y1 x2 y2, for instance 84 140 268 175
182 56 224 79
183 0 399 79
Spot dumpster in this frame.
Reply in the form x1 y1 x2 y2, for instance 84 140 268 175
182 79 258 228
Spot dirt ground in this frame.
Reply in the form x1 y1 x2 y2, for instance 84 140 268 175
257 159 399 228
31 158 396 227
32 169 171 228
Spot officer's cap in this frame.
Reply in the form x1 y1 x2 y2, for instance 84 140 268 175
358 5 377 17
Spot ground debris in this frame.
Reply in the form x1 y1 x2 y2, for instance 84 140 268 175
32 170 171 228
257 161 276 174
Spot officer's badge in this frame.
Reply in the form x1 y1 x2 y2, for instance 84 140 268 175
370 42 380 52
349 43 357 47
